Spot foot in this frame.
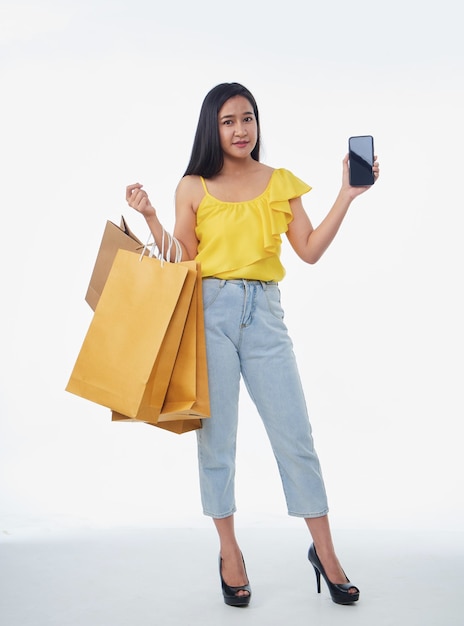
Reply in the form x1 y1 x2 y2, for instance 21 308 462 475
314 545 358 595
220 549 250 598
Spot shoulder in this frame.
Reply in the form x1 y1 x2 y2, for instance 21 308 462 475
257 162 274 173
255 162 275 180
176 174 204 194
175 175 205 213
271 167 297 178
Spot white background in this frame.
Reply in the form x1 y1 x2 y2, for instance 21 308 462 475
1 0 462 536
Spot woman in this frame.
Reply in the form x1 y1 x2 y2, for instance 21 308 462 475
126 82 380 607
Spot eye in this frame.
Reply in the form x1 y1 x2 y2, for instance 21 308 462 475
244 116 253 122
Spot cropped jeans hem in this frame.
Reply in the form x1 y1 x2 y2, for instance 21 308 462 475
288 508 330 519
202 507 330 520
203 507 237 520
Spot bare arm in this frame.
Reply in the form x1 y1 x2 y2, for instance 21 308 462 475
173 176 203 260
126 177 201 261
286 154 379 264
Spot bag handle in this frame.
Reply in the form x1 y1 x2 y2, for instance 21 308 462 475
141 227 183 265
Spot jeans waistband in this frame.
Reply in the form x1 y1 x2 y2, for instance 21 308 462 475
203 277 278 287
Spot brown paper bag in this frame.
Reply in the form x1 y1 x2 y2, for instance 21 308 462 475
85 217 147 310
66 249 194 418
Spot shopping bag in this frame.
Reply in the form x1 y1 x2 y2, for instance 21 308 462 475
123 258 201 424
160 263 210 419
66 249 195 418
111 263 210 433
85 216 147 310
154 265 210 433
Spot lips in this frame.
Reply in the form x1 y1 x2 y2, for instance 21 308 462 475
233 141 248 147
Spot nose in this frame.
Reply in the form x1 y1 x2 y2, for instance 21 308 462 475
234 123 247 137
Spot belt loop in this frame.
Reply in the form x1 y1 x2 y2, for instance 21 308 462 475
219 279 226 288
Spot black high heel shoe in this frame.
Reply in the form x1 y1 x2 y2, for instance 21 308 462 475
219 554 252 607
308 543 360 605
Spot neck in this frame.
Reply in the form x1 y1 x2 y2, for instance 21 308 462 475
220 155 258 176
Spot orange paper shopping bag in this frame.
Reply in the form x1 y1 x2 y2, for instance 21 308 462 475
66 249 194 418
112 263 211 433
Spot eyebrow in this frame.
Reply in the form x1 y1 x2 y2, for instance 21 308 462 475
220 111 254 120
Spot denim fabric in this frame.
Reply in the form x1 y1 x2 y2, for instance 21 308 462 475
197 278 329 519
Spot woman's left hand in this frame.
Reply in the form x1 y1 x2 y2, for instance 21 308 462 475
341 153 380 198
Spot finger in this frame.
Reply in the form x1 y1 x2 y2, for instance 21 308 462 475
128 190 147 210
125 183 143 202
129 190 144 209
131 189 150 212
126 183 143 203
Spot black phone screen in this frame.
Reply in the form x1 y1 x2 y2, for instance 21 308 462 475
348 135 374 186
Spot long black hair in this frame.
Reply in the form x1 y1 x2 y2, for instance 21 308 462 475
183 82 261 178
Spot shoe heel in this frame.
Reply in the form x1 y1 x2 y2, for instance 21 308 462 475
312 565 321 593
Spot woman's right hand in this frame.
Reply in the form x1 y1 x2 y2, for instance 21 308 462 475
126 183 156 218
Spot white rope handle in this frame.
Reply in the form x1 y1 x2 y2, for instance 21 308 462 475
140 227 183 265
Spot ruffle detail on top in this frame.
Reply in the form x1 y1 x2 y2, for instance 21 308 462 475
262 168 312 254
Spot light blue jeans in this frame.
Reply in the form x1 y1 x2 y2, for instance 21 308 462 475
197 278 329 519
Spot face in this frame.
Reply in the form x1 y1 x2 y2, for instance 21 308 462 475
217 95 258 159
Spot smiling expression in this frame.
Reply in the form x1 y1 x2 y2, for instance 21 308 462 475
218 95 258 160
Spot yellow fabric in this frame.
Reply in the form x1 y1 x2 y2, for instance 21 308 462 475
195 168 311 281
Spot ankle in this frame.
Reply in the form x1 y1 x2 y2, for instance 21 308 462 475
219 542 242 559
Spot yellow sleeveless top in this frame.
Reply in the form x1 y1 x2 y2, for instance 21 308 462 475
195 168 311 281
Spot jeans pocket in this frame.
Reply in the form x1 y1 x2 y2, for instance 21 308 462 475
264 285 285 319
202 280 223 311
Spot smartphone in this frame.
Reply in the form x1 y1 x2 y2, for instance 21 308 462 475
348 135 375 186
